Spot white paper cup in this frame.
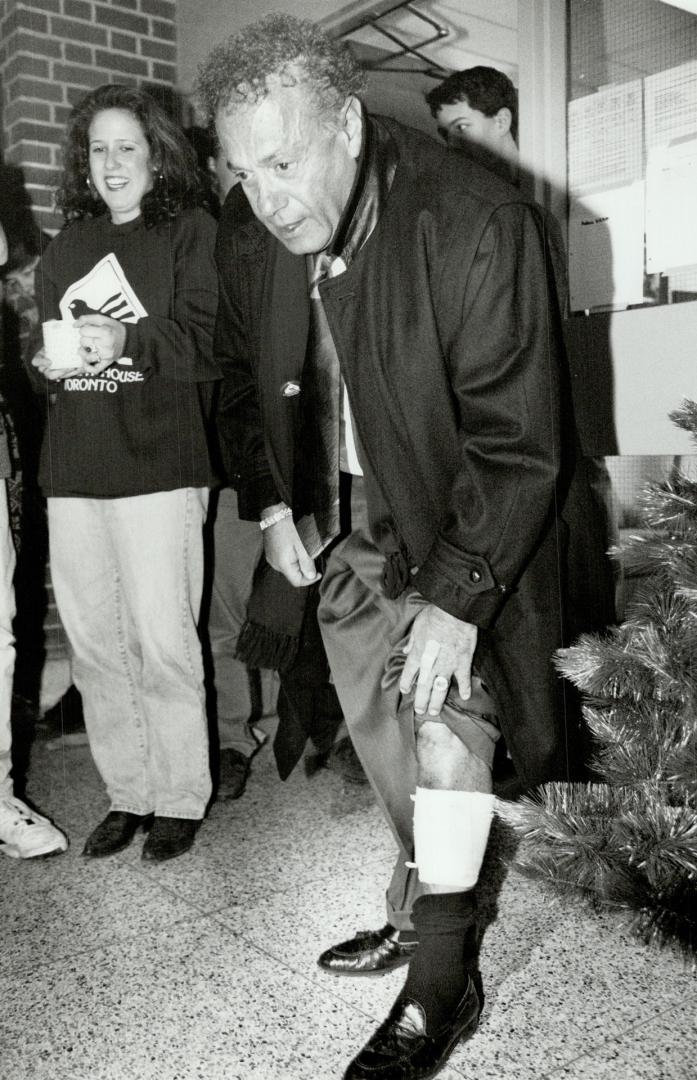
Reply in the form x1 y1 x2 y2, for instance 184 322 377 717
42 320 82 371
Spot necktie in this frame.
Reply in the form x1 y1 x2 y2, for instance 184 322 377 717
295 252 343 558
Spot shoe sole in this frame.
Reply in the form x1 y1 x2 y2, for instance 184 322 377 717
219 788 246 800
0 840 68 859
81 838 135 858
141 843 195 863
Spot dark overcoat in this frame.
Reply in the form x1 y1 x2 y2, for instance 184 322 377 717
214 113 614 787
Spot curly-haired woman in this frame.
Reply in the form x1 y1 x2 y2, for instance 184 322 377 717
28 84 220 862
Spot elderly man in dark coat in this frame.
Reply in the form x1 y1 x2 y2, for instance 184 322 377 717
197 15 613 1080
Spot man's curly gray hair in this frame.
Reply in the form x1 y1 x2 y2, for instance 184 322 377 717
195 13 367 127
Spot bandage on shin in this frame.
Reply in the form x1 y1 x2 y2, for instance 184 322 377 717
412 787 494 889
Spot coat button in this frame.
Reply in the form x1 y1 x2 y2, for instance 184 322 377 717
469 569 482 583
281 381 300 397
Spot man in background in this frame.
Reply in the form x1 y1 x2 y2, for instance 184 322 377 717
425 65 519 182
187 127 361 794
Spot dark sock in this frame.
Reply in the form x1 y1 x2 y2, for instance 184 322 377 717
399 891 478 1032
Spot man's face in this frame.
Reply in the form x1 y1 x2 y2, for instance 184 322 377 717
436 100 506 155
207 149 237 202
3 257 39 307
216 79 362 255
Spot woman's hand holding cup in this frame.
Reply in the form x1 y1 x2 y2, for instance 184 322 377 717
76 314 127 373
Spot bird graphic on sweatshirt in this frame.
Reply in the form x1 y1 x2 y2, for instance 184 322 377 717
59 253 147 326
68 292 136 323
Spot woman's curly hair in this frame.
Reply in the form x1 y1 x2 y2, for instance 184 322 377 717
195 13 366 126
56 84 210 227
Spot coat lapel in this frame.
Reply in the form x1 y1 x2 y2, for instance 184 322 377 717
258 238 309 504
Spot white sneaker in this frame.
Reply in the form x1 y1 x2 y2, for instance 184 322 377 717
0 795 68 859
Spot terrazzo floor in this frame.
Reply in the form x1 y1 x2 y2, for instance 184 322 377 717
1 665 695 1080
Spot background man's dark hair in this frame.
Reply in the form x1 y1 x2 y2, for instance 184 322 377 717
425 66 518 142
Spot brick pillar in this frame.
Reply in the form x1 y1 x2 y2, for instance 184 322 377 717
0 0 178 233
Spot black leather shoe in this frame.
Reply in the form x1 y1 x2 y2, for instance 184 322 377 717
327 737 368 785
343 979 481 1079
318 924 419 977
82 811 151 858
141 816 199 863
218 748 250 800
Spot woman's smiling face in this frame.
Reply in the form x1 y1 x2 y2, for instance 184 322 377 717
88 108 153 224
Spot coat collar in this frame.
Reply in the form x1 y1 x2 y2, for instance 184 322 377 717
329 111 399 270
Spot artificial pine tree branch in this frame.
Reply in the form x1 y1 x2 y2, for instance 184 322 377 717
557 622 691 703
624 577 693 632
504 399 697 959
669 398 697 434
502 786 697 959
638 475 697 532
614 533 696 580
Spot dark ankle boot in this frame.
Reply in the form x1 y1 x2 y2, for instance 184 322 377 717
82 811 150 858
141 816 199 863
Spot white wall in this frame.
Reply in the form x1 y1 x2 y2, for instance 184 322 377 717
177 0 351 99
177 0 518 135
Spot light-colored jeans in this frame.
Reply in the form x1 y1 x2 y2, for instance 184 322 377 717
48 488 211 819
0 480 16 798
